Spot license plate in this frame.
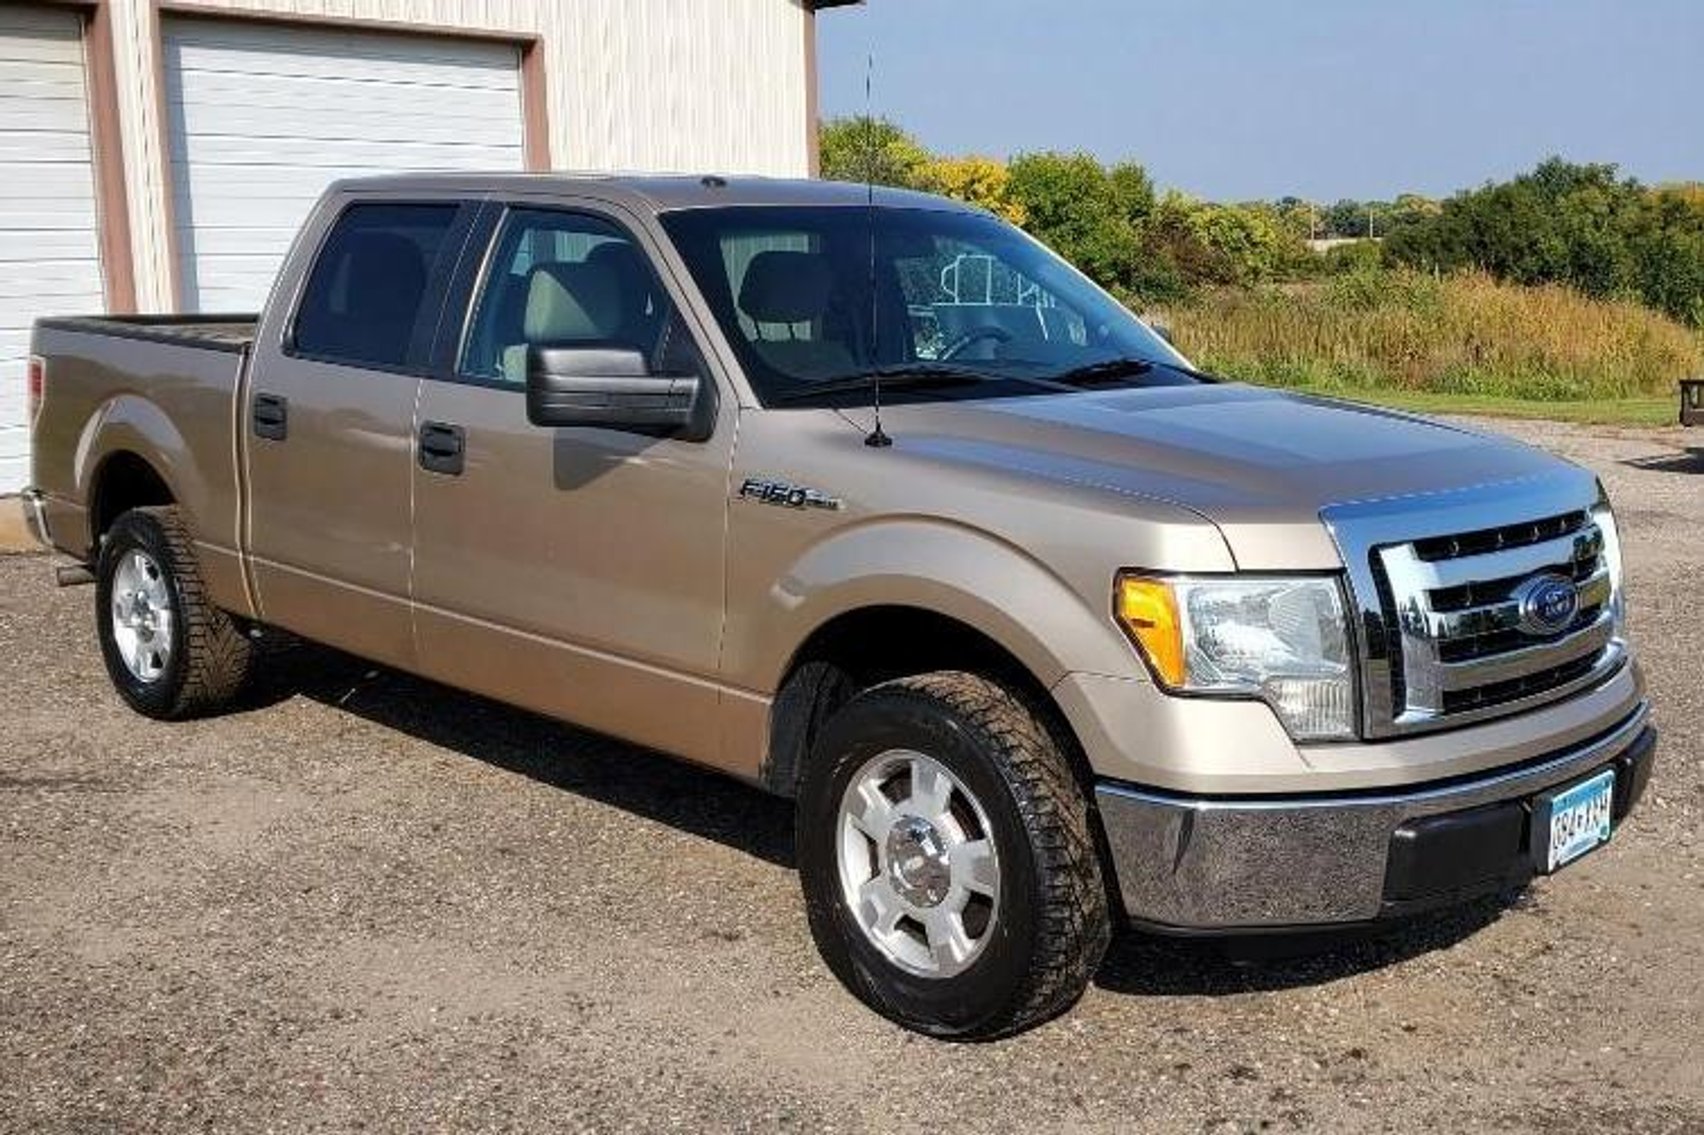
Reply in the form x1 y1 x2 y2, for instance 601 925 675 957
1536 769 1615 873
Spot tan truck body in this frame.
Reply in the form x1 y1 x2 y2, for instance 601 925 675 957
25 175 1654 944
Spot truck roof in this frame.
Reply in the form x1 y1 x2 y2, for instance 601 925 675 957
323 172 972 215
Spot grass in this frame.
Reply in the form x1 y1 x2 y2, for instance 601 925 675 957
1157 268 1703 418
1265 384 1679 427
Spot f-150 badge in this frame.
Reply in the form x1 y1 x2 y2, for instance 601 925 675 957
739 477 842 511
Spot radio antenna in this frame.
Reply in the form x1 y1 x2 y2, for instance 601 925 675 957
862 47 891 448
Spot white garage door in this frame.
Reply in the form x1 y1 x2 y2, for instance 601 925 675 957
165 19 526 312
0 6 105 494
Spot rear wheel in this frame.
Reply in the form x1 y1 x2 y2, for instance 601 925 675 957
797 671 1111 1038
95 507 256 719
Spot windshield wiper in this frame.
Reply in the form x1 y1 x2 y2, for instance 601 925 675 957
1048 356 1158 387
772 363 1008 403
1050 355 1217 388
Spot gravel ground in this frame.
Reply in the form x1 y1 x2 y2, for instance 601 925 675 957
2 417 1700 1134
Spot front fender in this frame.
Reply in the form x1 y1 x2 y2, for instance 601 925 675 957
727 515 1144 695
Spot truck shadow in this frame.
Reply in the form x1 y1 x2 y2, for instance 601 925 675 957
245 640 1515 997
244 641 797 870
1093 896 1513 997
1619 448 1704 474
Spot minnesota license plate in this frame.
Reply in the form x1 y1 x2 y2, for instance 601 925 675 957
1536 769 1615 873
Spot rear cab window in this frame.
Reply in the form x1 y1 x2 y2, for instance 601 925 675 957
291 201 465 370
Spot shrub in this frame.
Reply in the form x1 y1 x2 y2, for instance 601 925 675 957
1156 268 1704 401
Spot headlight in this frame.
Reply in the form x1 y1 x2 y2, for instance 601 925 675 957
1116 574 1355 741
1591 489 1625 638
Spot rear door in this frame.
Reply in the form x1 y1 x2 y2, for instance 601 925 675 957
407 200 739 768
243 194 476 668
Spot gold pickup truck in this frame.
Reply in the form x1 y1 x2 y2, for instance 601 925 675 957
23 174 1656 1038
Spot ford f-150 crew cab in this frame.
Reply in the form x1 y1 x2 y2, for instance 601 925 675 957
24 175 1656 1038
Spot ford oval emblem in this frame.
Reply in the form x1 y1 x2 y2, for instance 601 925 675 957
1513 572 1580 636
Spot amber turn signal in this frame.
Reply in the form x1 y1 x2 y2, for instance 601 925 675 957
1115 575 1186 687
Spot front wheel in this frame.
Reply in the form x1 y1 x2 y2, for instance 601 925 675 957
797 671 1111 1038
95 506 256 719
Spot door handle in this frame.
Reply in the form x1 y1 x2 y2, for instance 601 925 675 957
252 392 288 441
418 420 465 475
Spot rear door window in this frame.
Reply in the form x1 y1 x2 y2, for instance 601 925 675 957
293 202 462 370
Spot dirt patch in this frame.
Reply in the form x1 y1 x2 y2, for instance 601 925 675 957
2 416 1701 1133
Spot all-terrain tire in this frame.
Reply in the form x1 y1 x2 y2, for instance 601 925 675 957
95 506 257 719
797 670 1112 1038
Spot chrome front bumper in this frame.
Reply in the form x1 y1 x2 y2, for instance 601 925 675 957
1095 701 1655 931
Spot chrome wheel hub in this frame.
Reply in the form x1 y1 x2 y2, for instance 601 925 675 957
110 549 174 684
836 749 1000 979
886 815 952 906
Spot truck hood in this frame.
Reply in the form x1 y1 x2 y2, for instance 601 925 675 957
858 383 1585 570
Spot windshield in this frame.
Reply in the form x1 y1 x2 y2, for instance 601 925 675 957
658 205 1193 406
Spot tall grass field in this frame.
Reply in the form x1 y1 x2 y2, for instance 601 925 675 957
1158 269 1703 407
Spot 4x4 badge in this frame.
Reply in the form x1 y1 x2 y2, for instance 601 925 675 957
739 477 842 511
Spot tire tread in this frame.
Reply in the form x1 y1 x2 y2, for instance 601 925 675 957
803 669 1111 1038
103 506 256 718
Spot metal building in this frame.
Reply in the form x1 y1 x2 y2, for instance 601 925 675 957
1 0 851 493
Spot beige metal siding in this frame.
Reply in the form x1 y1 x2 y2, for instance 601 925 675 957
98 0 815 313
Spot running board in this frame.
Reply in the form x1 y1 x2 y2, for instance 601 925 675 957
55 564 95 587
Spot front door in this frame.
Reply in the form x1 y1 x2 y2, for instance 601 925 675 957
244 197 472 667
408 203 737 767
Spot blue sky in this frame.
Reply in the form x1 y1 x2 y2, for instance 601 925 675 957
817 0 1702 202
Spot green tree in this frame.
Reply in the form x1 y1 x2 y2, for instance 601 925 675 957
917 155 1028 224
819 116 932 189
1383 157 1704 324
1004 151 1148 295
1146 194 1293 287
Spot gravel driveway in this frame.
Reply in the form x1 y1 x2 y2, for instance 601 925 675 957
2 416 1700 1133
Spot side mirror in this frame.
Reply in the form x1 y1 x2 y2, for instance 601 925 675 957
525 344 707 437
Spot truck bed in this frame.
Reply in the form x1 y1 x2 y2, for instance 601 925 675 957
29 312 259 567
34 314 257 353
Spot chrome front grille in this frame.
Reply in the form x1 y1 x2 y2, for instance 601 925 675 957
1377 515 1614 726
1321 474 1625 739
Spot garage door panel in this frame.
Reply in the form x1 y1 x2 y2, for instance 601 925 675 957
170 186 335 231
175 134 523 172
0 230 102 263
181 226 317 258
0 14 81 59
0 93 94 133
167 17 524 312
170 32 521 89
172 102 523 149
3 58 94 90
0 386 30 422
0 133 94 164
0 259 103 289
0 164 98 203
0 134 95 166
0 451 30 493
0 5 102 493
179 274 282 306
170 254 288 285
0 274 102 303
169 64 516 109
